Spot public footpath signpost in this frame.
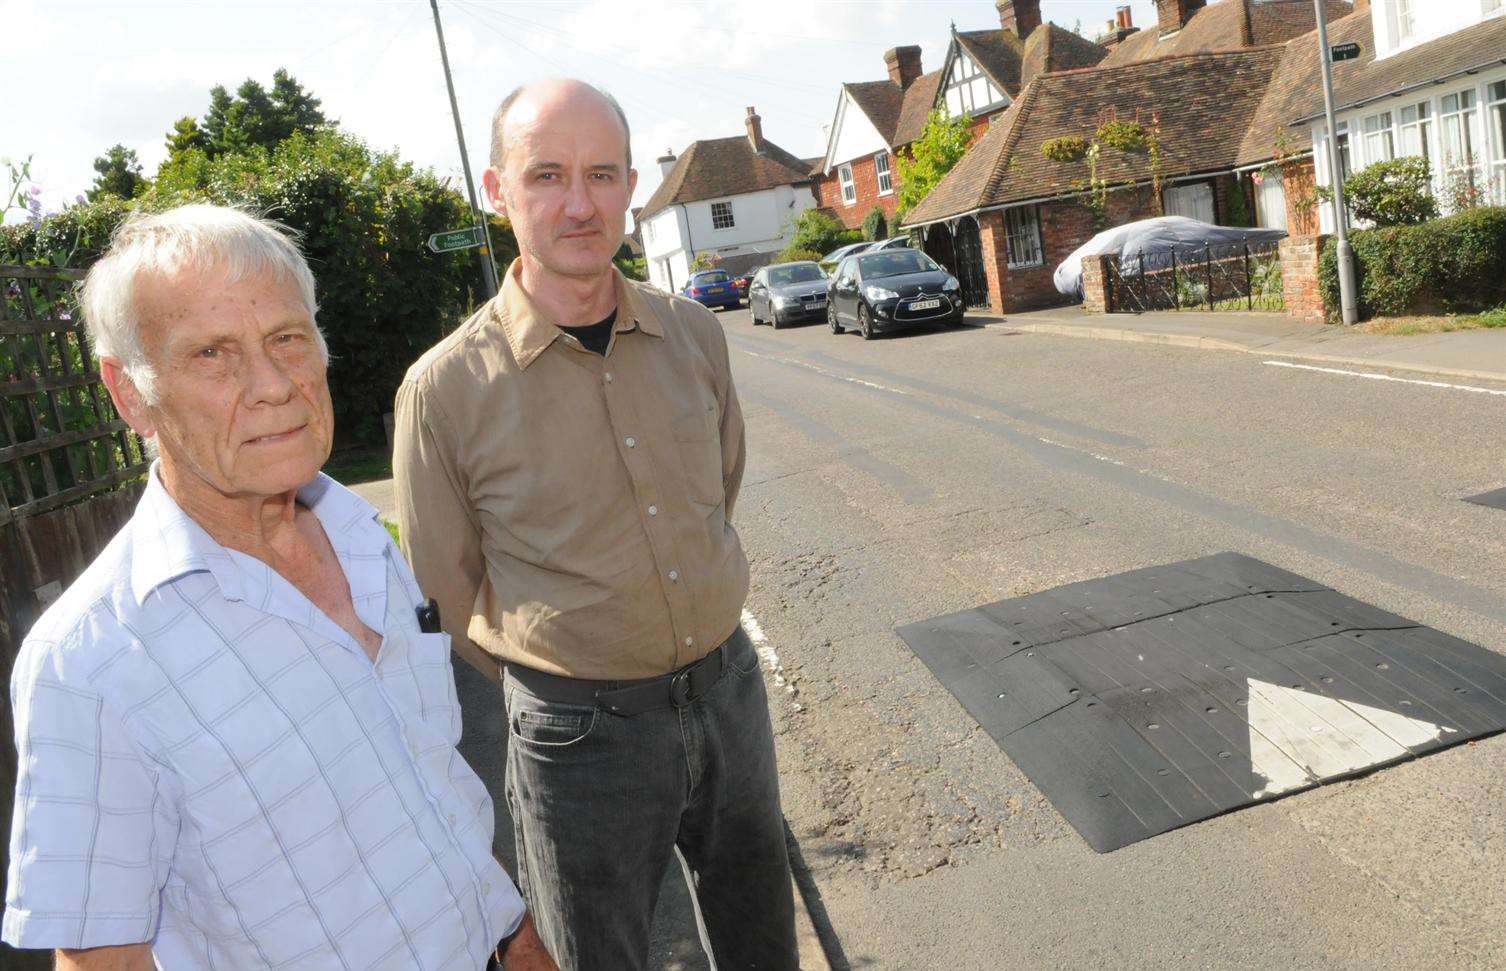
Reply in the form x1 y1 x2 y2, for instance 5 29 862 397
427 227 484 254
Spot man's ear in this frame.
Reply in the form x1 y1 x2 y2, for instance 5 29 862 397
626 167 638 201
482 167 507 219
99 358 157 442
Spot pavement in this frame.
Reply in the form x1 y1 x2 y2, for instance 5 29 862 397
992 305 1506 384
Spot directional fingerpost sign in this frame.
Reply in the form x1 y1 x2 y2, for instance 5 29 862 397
1330 41 1361 62
427 227 483 253
897 552 1506 852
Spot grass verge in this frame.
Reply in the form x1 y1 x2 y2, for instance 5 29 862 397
323 447 392 485
1361 307 1506 336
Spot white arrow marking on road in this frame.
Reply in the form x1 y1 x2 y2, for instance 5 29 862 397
1245 678 1457 798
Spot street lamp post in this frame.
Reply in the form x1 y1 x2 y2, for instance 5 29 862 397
1314 0 1357 326
429 0 499 300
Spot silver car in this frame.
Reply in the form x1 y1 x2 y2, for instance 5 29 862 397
747 261 830 329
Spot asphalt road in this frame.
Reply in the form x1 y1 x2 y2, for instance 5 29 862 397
713 305 1506 969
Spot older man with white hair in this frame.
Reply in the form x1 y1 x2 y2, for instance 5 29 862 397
2 204 555 969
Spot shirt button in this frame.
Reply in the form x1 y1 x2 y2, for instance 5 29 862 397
482 881 493 894
684 636 694 647
625 436 636 448
448 812 457 825
668 570 679 581
604 372 613 383
648 505 658 516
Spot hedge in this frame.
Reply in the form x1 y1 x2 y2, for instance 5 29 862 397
1318 206 1506 320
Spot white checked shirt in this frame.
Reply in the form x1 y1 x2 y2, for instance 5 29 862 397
3 468 523 968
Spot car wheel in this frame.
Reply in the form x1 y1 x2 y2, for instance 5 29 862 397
946 309 965 327
771 308 784 330
828 305 842 334
858 304 875 341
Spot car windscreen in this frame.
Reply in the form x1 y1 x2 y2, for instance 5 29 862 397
857 250 937 279
767 264 824 286
691 271 730 283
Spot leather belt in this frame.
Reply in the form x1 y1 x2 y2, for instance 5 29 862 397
504 635 734 717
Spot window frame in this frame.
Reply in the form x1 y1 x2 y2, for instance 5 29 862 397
838 163 856 205
1002 206 1044 270
1398 101 1433 161
1440 88 1481 183
874 152 893 196
1488 81 1506 204
710 200 735 230
1362 111 1395 164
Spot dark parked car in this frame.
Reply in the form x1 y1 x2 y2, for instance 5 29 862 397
827 249 964 339
733 267 762 300
747 261 828 329
681 269 741 310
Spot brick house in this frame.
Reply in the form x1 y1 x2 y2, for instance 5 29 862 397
812 0 1108 234
638 107 818 292
899 0 1368 314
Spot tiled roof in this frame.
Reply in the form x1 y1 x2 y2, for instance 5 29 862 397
903 47 1285 225
956 28 1027 94
1020 22 1111 85
894 69 946 147
1100 0 1350 67
638 135 813 222
845 79 907 145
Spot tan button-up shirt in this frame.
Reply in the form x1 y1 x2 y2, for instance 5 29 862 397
393 260 748 682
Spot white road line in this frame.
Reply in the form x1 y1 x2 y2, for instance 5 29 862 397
735 348 912 395
1263 360 1506 397
742 608 802 707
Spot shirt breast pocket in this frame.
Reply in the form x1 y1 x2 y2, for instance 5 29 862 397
671 405 724 512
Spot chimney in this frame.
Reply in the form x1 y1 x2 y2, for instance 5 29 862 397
745 106 764 154
1155 0 1205 36
1098 5 1138 47
656 149 676 178
996 0 1041 39
883 45 923 89
1116 5 1133 29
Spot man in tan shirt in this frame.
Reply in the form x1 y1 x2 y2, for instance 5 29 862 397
393 79 797 970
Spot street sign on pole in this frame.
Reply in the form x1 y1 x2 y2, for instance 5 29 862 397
1329 41 1361 62
1314 0 1358 326
427 227 483 253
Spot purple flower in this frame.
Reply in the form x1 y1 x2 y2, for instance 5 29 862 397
75 194 84 205
27 184 41 196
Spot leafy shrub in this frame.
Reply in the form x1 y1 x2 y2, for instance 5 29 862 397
1041 135 1089 163
1095 120 1146 153
1319 206 1506 320
1479 306 1506 328
787 209 859 256
775 247 824 264
1342 156 1438 226
861 206 887 241
1225 176 1253 227
896 110 974 222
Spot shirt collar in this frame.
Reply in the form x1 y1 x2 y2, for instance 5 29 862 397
129 462 387 606
496 258 663 371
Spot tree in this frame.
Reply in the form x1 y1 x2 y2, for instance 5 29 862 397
270 68 325 136
895 110 974 222
861 206 888 241
785 209 859 258
165 116 207 160
198 70 325 158
87 145 144 201
201 86 240 156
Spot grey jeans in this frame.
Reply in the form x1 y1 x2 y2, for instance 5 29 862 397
503 628 798 970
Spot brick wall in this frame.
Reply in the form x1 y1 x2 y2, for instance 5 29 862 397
815 152 901 230
1082 254 1113 313
977 186 1162 313
1279 233 1329 322
1281 158 1320 236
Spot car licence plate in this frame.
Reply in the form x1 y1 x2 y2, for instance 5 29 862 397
809 297 826 307
910 298 942 310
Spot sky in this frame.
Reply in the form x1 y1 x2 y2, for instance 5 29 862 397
3 0 1163 224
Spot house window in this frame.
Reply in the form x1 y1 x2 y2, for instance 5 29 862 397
1487 0 1504 13
1488 81 1506 203
1254 174 1288 231
1362 111 1394 163
945 45 1004 119
1003 206 1043 269
1440 88 1481 189
1394 0 1415 40
1164 181 1216 224
644 220 654 245
711 201 734 230
839 163 856 205
874 153 893 195
1398 101 1432 160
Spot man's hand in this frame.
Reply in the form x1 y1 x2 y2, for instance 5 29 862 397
56 943 155 970
501 913 558 970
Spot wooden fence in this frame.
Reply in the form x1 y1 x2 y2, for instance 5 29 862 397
1 264 149 969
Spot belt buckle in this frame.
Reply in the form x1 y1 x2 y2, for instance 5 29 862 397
669 669 692 707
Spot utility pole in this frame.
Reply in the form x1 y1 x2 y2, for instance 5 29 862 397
429 0 499 299
1314 0 1357 325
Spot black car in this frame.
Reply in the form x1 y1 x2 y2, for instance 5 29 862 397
827 249 964 339
747 261 829 329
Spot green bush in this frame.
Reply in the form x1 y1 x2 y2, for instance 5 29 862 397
787 209 859 256
775 246 824 264
1041 135 1089 163
1343 156 1438 226
1095 120 1146 153
861 206 887 241
1319 206 1506 320
1 129 487 447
